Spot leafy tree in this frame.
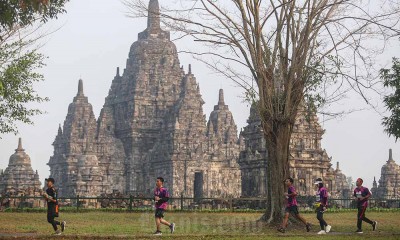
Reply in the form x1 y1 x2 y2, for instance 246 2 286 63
0 0 68 135
381 58 400 140
0 0 68 32
0 39 47 134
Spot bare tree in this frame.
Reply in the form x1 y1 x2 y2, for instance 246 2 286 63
125 0 400 223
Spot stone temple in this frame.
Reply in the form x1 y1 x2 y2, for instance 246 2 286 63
238 102 351 198
0 138 42 207
48 0 350 199
371 149 400 199
48 0 241 198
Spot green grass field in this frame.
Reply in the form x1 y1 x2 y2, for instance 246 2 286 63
0 210 399 239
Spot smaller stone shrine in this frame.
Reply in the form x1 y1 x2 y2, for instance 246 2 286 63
0 138 43 208
371 149 400 199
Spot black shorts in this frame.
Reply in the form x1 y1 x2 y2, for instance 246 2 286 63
47 204 58 217
285 205 299 215
155 208 165 218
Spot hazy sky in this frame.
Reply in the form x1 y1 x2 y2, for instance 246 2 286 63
0 0 399 192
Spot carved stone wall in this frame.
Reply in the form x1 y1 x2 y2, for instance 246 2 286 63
238 104 268 197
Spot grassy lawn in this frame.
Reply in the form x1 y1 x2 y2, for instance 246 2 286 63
0 211 399 239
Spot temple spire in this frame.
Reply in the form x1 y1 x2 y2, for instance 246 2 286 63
16 138 24 152
77 79 84 96
147 0 160 30
58 124 62 135
218 89 225 105
389 148 394 161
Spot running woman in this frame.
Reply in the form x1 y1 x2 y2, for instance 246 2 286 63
314 178 331 234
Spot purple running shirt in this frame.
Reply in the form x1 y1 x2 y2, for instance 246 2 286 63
286 186 298 207
154 187 170 209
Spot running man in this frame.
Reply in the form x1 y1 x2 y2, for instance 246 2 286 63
43 178 66 235
314 178 331 234
153 177 175 235
354 178 377 233
277 177 311 233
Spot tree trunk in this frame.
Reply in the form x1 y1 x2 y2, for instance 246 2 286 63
260 122 292 224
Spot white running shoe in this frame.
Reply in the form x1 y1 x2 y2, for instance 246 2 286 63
317 230 326 234
153 231 162 235
325 225 331 233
